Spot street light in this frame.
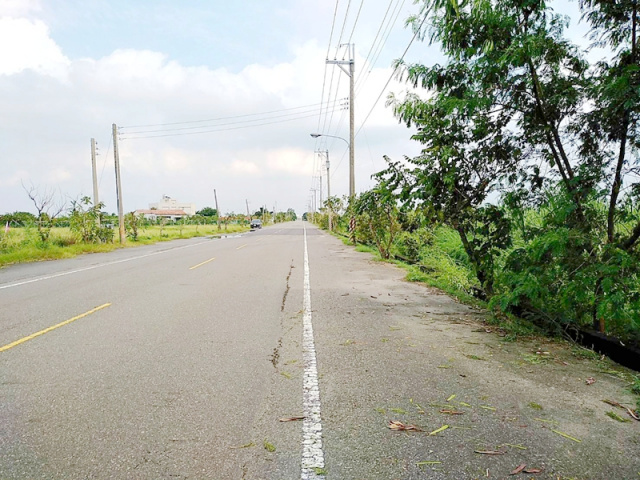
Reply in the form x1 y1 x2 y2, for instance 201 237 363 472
310 132 349 149
310 132 356 241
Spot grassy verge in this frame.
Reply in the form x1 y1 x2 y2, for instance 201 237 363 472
0 224 250 267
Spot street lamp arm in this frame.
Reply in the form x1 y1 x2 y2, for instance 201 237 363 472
310 133 350 148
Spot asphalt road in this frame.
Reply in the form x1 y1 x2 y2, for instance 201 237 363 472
1 221 638 480
0 222 314 479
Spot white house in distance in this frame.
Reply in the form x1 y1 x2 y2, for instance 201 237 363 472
135 195 197 221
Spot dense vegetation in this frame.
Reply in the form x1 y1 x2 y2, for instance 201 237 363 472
313 0 640 344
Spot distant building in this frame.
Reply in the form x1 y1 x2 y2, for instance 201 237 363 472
148 195 196 215
134 209 188 222
135 195 196 221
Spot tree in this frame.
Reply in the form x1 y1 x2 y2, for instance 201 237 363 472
69 196 113 243
385 0 640 335
23 182 66 243
352 184 401 260
0 211 36 227
196 207 217 217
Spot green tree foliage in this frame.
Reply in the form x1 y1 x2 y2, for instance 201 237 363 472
69 197 114 243
0 212 36 227
196 207 218 217
125 212 143 241
378 0 640 338
352 185 401 259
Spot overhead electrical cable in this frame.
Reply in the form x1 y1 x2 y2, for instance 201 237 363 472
347 0 366 44
355 10 427 137
355 0 405 96
121 106 343 140
335 0 353 51
119 104 338 135
316 0 341 137
366 0 406 82
355 0 396 87
122 101 335 130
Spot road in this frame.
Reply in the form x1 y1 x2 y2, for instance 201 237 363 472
0 221 638 479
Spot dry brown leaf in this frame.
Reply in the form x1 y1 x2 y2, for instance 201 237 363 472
474 450 505 455
279 416 305 422
439 409 464 415
388 420 422 431
603 399 624 408
627 408 640 421
586 377 596 385
510 464 526 475
524 467 543 473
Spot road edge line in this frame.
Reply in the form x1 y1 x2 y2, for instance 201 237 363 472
301 225 326 479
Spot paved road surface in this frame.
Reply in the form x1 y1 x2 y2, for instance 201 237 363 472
1 221 638 479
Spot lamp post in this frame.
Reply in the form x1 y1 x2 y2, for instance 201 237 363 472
310 134 350 192
311 133 352 234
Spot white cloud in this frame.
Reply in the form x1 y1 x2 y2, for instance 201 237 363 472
0 0 41 16
0 17 69 79
0 11 420 216
266 148 314 176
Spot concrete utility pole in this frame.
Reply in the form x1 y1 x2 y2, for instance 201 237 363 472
90 138 100 227
214 189 221 231
112 124 125 244
327 43 355 198
323 150 332 231
246 199 251 220
90 138 99 207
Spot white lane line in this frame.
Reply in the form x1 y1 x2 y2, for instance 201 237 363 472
301 225 325 479
0 240 212 291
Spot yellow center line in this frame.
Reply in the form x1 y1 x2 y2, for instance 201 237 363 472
0 303 112 353
236 244 248 250
189 256 216 270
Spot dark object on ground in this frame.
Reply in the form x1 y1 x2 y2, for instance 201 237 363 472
568 328 640 373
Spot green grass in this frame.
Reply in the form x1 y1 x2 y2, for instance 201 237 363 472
0 224 250 267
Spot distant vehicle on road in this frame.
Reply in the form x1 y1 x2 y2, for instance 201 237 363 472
250 219 262 229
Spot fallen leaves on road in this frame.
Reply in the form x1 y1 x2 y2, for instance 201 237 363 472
263 439 276 452
388 420 422 431
429 424 449 435
279 416 304 422
606 411 631 423
585 377 596 385
510 464 526 475
627 408 640 421
474 449 505 455
550 429 582 443
439 409 464 415
230 442 255 449
524 467 543 473
603 399 640 421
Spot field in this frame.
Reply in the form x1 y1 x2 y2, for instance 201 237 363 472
0 224 250 268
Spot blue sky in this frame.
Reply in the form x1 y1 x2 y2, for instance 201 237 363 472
0 0 593 217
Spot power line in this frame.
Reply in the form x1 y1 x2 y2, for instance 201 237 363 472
121 101 335 130
355 10 427 137
120 103 342 135
121 108 343 140
335 0 353 52
355 0 405 96
355 0 396 87
347 0 366 44
316 0 341 137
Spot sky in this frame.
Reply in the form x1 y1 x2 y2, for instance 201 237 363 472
0 0 590 217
